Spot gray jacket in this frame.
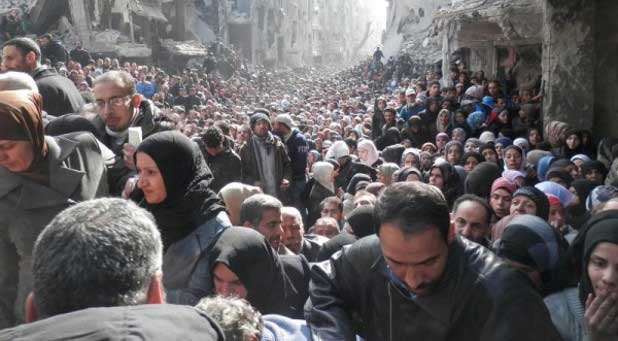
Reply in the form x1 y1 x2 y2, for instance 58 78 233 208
0 133 108 328
544 287 586 341
163 211 231 305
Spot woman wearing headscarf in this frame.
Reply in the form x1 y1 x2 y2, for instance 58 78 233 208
567 179 596 230
400 148 421 168
510 186 550 221
435 109 453 136
586 185 618 214
0 90 108 326
429 162 462 208
451 127 467 144
219 182 263 225
503 145 527 173
377 163 400 186
400 116 431 148
308 161 336 226
581 161 608 185
397 166 423 182
464 161 502 199
561 129 585 160
466 111 486 137
488 109 511 136
462 151 484 172
209 226 309 319
544 210 618 341
435 132 450 154
444 140 464 166
375 126 401 151
496 215 569 297
536 181 576 208
134 130 231 304
357 139 381 168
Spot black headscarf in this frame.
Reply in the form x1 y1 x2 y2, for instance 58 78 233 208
576 210 618 305
381 144 405 164
512 186 550 221
346 173 372 195
348 204 378 238
581 160 608 183
431 163 462 208
568 179 597 229
397 166 423 182
464 161 502 199
209 227 288 315
136 131 225 250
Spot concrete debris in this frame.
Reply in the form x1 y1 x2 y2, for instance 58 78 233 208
160 39 208 57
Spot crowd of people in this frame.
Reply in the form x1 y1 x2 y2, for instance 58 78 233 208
1 33 618 341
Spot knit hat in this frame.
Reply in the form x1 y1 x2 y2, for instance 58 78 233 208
491 177 517 195
347 204 378 238
250 111 272 130
570 154 592 164
513 186 550 220
274 114 295 129
586 185 618 211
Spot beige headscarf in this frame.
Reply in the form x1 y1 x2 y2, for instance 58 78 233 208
218 182 262 225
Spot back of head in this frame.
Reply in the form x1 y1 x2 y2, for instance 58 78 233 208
0 71 38 92
32 198 163 318
196 296 263 341
375 182 450 240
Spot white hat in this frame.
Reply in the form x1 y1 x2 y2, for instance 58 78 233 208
275 114 296 128
405 88 416 97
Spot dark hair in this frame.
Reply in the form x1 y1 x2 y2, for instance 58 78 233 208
203 127 225 149
3 37 41 63
32 198 162 318
375 182 450 240
320 196 343 213
384 108 397 115
452 194 492 225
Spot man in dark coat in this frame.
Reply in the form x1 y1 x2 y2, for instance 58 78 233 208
274 114 308 211
1 37 84 116
305 182 563 341
69 42 91 67
91 70 160 195
239 110 292 199
197 126 242 193
37 34 68 65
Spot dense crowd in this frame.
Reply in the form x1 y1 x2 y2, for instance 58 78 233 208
0 34 617 341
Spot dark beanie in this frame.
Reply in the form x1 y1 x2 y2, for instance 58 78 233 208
381 144 405 164
513 186 550 220
250 111 272 130
347 204 378 238
464 162 502 198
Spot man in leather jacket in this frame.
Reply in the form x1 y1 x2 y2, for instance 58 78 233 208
305 182 562 341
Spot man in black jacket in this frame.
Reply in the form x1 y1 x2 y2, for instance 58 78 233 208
38 34 68 65
274 114 308 211
198 126 241 193
1 37 84 116
305 182 563 341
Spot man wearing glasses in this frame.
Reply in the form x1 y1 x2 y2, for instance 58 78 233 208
92 70 160 195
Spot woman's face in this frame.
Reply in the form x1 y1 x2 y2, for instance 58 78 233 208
490 189 512 218
548 204 566 230
429 168 444 189
358 147 369 162
566 134 581 150
482 149 498 163
586 168 604 183
529 129 541 145
452 130 465 143
136 152 167 204
464 157 479 172
455 112 465 124
439 113 449 125
446 147 461 165
464 142 477 153
498 111 508 124
504 148 522 170
404 154 418 168
510 196 537 216
213 262 248 299
421 154 433 169
436 136 448 149
587 242 618 297
0 140 34 172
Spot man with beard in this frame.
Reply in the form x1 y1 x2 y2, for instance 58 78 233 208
1 37 84 116
239 110 291 199
240 194 284 252
91 70 160 195
306 182 562 340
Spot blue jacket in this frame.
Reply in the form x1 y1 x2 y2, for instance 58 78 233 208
399 103 424 122
262 315 312 341
284 129 309 180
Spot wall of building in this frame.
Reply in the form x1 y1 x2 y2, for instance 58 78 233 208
593 0 618 137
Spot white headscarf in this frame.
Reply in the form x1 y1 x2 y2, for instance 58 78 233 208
325 140 350 160
312 162 335 193
357 139 379 167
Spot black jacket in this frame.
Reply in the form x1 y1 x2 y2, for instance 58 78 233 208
305 235 563 341
41 40 68 65
0 304 224 340
32 66 85 116
197 139 242 193
92 99 160 195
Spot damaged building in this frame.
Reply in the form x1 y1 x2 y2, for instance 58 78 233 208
386 0 618 137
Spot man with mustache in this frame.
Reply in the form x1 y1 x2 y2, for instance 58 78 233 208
91 70 160 195
306 182 562 340
240 194 284 253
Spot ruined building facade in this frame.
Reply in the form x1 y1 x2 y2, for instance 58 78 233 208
386 0 618 137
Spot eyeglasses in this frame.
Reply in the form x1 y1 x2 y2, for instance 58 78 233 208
95 95 130 109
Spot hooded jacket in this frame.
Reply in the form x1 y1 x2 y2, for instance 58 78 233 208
239 133 292 198
305 235 562 341
32 66 85 116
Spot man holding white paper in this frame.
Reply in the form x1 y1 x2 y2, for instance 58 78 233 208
91 70 160 195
